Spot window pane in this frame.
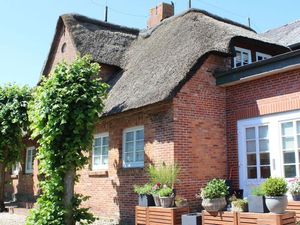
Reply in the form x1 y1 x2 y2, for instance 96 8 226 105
298 135 300 149
248 167 257 179
246 140 256 153
247 154 256 166
243 52 249 65
282 137 294 150
136 140 144 151
94 138 101 146
297 121 300 134
94 157 101 165
125 142 134 153
284 152 296 164
102 136 108 146
125 132 134 142
136 130 144 140
136 152 144 162
259 140 269 152
260 166 271 178
102 155 108 165
235 51 242 67
102 145 109 155
93 146 101 156
259 126 268 139
125 152 134 162
282 122 294 136
246 127 255 139
260 153 270 165
284 165 296 178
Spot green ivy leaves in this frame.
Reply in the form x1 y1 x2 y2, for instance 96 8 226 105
26 55 109 225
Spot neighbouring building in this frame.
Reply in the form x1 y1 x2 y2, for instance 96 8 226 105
5 3 300 224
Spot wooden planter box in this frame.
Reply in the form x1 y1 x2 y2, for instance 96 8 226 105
202 210 296 225
135 206 189 225
287 201 300 222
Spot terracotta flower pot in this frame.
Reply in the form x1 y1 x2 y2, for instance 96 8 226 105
202 197 226 212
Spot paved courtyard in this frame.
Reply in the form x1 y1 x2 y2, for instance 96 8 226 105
0 213 26 225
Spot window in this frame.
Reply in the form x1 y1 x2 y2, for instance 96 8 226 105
281 120 300 178
245 125 270 179
92 133 109 170
256 52 271 61
25 147 36 174
61 43 67 53
123 126 144 168
233 47 252 68
12 163 19 175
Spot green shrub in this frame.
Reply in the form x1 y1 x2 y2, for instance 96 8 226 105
200 179 229 199
262 177 288 196
251 185 265 196
133 183 153 195
231 199 248 208
158 187 173 197
147 163 180 187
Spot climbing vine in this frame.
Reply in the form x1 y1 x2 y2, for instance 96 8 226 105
0 84 31 211
26 55 109 225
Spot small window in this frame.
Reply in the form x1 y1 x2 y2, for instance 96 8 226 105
256 52 271 61
123 126 144 168
92 133 109 170
12 162 19 175
25 147 36 174
61 43 67 53
233 47 252 68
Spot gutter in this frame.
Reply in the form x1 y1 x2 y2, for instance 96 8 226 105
215 49 300 87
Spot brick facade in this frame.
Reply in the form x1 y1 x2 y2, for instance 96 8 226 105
226 68 300 187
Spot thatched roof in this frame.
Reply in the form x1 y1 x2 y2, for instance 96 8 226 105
44 9 289 116
262 20 300 47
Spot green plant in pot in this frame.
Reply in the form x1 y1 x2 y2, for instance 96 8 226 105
248 185 269 213
133 183 155 207
230 195 247 212
158 186 174 208
199 179 228 212
262 177 288 214
289 178 300 201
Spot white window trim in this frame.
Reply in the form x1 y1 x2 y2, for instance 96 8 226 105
234 47 252 68
92 132 109 171
256 52 271 61
25 146 35 174
238 110 300 196
122 126 144 168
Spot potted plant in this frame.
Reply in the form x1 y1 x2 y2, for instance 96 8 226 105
248 185 269 213
175 196 188 207
133 183 155 207
230 195 248 212
289 178 300 201
158 186 174 208
262 177 288 214
151 183 162 206
199 179 228 212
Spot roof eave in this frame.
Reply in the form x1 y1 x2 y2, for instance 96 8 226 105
215 49 300 87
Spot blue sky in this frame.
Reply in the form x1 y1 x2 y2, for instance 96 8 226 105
0 0 299 87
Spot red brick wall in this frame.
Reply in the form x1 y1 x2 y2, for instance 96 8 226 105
75 102 174 223
226 68 300 187
173 54 230 209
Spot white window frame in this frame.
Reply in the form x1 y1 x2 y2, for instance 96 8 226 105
12 162 20 175
92 132 109 171
122 126 144 168
256 52 271 61
233 47 252 68
238 110 300 196
25 147 35 174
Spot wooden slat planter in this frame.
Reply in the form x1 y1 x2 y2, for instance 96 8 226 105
202 211 296 225
135 206 189 225
287 201 300 222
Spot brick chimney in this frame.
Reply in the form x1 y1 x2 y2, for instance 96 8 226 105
147 3 174 28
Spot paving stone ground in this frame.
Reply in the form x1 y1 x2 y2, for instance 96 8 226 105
0 213 26 225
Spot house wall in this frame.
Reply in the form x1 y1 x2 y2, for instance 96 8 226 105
75 102 174 224
173 54 230 209
226 68 300 188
